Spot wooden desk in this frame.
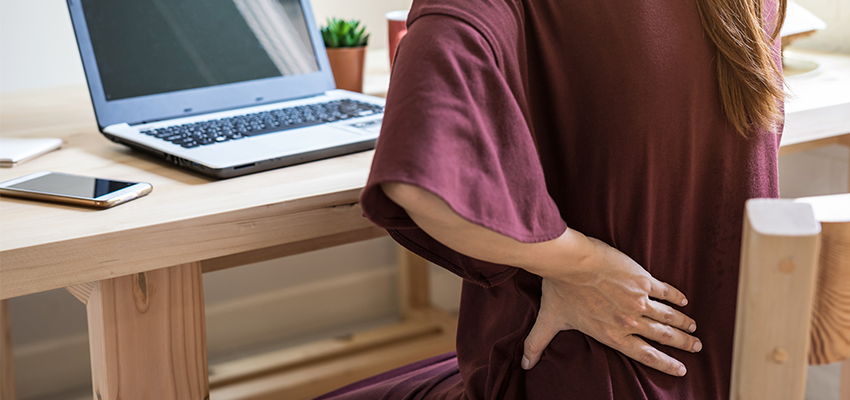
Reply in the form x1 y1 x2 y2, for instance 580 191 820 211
0 86 456 400
780 49 850 189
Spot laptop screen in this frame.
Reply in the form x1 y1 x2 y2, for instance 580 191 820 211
81 0 320 101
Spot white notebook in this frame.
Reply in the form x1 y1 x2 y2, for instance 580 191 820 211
0 138 63 167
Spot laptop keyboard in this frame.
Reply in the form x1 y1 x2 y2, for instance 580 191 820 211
140 99 383 149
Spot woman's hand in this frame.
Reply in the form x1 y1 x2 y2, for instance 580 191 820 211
521 237 701 377
380 183 701 376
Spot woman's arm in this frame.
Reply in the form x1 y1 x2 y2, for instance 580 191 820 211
382 182 702 377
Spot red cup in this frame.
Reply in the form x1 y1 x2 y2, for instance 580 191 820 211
386 10 409 69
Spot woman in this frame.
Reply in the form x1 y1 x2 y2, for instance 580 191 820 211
318 0 785 397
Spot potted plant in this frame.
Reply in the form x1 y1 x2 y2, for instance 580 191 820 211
321 18 370 93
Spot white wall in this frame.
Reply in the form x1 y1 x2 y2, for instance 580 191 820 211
0 0 411 92
310 0 412 51
792 0 850 54
0 0 843 92
0 0 85 92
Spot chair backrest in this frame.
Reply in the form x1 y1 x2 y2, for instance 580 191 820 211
730 194 850 400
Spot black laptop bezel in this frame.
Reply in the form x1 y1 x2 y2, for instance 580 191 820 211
66 0 337 130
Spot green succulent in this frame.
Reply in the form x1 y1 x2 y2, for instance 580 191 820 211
321 18 370 48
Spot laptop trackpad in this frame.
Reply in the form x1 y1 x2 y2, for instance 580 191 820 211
248 126 363 153
187 138 288 167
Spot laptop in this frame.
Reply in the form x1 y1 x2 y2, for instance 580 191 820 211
66 0 384 179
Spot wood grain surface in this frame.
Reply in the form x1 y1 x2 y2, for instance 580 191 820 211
398 246 431 318
730 200 821 400
201 226 386 273
86 262 208 400
808 221 850 365
66 282 96 306
0 86 377 299
796 195 850 366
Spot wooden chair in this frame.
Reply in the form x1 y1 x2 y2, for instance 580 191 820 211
731 194 850 400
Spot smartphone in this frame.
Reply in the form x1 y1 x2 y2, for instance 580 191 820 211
0 171 152 209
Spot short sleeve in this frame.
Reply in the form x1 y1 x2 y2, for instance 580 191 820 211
360 14 566 287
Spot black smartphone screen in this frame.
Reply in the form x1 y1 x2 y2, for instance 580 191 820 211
9 173 136 199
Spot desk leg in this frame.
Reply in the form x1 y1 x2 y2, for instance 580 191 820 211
398 246 430 318
0 300 15 400
69 263 209 400
778 133 850 193
840 135 850 192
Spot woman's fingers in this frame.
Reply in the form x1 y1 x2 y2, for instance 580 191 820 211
637 317 702 353
618 335 688 377
522 313 560 370
518 241 700 375
649 279 688 307
645 300 697 334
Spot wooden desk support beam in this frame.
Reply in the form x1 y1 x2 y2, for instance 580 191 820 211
201 226 387 274
208 310 450 387
69 263 209 400
398 246 431 318
209 308 457 400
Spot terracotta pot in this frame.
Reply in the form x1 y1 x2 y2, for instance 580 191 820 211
326 46 366 93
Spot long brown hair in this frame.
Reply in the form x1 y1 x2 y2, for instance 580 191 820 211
694 0 787 136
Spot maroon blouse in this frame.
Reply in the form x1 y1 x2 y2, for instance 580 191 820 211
356 0 783 398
